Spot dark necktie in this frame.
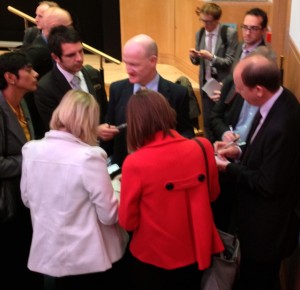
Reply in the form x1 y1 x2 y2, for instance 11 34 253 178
246 110 262 144
242 110 262 161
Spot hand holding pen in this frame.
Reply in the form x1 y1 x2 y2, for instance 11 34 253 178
222 125 240 142
214 137 242 160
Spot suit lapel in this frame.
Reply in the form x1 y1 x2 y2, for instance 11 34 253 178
0 94 27 145
21 99 35 139
158 76 171 101
82 68 96 95
53 66 72 92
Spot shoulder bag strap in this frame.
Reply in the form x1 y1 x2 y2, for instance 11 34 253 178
193 138 209 187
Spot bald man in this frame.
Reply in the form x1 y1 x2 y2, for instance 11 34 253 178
24 7 72 78
23 1 59 47
214 51 300 290
98 34 194 166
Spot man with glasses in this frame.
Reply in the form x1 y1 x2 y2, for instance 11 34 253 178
189 2 238 142
234 7 268 64
209 8 269 232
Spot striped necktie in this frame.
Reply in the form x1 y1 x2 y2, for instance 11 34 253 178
70 75 81 89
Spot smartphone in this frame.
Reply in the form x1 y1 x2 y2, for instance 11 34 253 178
116 123 127 130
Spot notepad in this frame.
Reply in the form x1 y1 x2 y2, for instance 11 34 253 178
202 78 222 98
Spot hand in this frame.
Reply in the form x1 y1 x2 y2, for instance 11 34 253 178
199 49 213 61
210 89 222 102
222 131 240 142
215 154 230 172
97 123 119 141
214 141 241 160
189 48 199 58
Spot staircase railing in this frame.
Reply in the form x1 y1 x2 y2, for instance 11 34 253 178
7 5 121 71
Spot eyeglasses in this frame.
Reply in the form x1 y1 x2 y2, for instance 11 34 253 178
200 18 215 24
241 25 262 32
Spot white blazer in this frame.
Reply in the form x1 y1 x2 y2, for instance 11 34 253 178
21 130 128 277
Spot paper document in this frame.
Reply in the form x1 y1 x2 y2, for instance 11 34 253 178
202 78 222 98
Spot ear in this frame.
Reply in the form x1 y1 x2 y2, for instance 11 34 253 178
149 55 157 65
51 52 60 63
255 85 264 98
4 72 17 85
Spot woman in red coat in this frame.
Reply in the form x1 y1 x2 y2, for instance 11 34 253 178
119 89 224 290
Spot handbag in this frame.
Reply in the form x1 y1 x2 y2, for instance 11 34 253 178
0 107 16 223
193 138 240 290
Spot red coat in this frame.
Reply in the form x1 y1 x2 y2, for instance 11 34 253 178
119 130 224 270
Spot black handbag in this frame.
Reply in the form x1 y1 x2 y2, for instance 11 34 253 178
193 138 240 290
0 107 16 223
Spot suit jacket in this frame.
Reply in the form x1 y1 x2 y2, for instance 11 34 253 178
190 24 238 89
232 39 266 71
34 64 108 135
106 76 195 166
209 75 244 142
22 26 40 48
227 88 300 262
24 35 53 78
119 131 223 270
0 93 34 179
0 92 35 279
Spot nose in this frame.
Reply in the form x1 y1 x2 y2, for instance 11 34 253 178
75 52 83 62
33 70 39 79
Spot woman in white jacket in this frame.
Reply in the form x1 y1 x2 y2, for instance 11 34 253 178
21 89 128 290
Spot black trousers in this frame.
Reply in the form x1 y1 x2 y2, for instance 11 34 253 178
235 257 281 290
130 255 203 290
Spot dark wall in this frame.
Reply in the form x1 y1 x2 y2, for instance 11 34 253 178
0 0 121 60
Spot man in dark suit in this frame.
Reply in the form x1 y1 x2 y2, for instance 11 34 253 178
23 6 73 138
215 50 300 290
98 34 194 167
189 2 238 141
209 8 269 231
34 25 108 136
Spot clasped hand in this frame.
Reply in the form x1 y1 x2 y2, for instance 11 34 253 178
214 140 241 171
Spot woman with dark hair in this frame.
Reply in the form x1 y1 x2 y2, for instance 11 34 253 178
119 89 224 290
0 51 42 288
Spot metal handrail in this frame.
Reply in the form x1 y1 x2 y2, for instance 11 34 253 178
7 5 121 69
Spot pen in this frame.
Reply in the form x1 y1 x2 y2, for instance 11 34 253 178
222 137 240 149
116 123 127 130
229 125 236 137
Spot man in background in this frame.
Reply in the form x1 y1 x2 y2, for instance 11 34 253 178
189 2 238 141
22 1 59 48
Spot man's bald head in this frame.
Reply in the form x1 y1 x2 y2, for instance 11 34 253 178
42 7 72 38
234 52 280 93
124 34 158 58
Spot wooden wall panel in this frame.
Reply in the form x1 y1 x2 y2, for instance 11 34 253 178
119 0 175 62
120 0 274 82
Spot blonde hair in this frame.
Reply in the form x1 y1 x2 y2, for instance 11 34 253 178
50 90 99 145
